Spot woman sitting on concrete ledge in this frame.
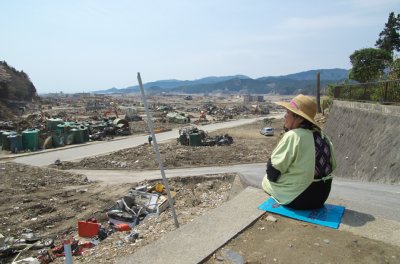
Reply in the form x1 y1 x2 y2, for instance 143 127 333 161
262 94 336 210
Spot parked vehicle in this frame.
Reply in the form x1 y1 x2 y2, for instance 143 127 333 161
260 127 274 136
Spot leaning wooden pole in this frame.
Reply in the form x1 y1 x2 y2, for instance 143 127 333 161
316 71 322 113
137 72 180 228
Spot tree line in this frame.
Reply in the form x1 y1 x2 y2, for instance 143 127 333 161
349 12 400 83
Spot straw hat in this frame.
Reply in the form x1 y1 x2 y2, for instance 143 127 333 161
275 94 319 128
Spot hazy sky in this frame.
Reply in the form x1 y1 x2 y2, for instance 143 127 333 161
1 0 398 94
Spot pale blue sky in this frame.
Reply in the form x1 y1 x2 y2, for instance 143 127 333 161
1 0 398 94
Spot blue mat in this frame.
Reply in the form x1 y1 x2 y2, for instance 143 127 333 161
258 197 345 229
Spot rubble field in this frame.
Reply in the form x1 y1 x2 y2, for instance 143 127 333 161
53 119 282 171
0 160 239 263
1 114 399 263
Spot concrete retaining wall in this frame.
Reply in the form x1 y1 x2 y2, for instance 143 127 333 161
324 100 400 184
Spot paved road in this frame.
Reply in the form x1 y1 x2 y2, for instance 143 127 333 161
13 116 279 167
71 163 400 223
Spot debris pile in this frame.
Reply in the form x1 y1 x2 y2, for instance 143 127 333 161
202 134 234 146
177 126 207 146
0 117 131 154
107 183 176 227
166 112 190 124
177 126 233 147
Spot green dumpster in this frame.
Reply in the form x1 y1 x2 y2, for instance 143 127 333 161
65 129 76 145
71 128 84 144
2 131 16 151
46 118 64 131
0 131 3 148
52 134 64 148
56 124 66 134
8 134 23 153
189 133 202 146
22 129 39 151
78 125 89 142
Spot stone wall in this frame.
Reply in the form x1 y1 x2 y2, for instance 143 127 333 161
324 101 400 184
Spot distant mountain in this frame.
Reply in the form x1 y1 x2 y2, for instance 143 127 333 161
273 68 349 81
95 75 251 94
94 69 348 95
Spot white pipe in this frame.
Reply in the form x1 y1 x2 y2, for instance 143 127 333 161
137 72 180 228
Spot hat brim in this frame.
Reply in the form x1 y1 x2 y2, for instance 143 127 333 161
275 101 320 128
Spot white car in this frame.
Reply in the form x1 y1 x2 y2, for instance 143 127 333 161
260 127 274 136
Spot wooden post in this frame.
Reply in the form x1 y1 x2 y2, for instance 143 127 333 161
316 72 321 113
384 82 388 103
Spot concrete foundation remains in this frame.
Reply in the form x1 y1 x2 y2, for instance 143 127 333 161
324 100 400 184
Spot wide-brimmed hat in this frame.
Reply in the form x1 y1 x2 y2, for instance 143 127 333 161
274 94 319 128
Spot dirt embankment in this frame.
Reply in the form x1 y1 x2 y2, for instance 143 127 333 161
324 101 400 184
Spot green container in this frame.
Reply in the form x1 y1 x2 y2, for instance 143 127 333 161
56 124 66 134
1 131 16 151
64 130 75 145
71 128 84 144
189 133 202 147
22 129 39 151
59 122 77 136
78 125 89 142
67 121 79 128
46 118 64 131
52 135 64 148
97 122 107 131
8 134 23 153
0 131 3 147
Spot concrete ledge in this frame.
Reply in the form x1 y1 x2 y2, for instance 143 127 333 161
117 187 267 264
333 100 400 116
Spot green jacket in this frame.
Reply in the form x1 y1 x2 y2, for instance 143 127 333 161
262 128 336 204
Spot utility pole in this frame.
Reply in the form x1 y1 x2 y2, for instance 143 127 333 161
316 72 321 113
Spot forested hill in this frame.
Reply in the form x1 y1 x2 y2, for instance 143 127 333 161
96 68 349 95
0 61 37 102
